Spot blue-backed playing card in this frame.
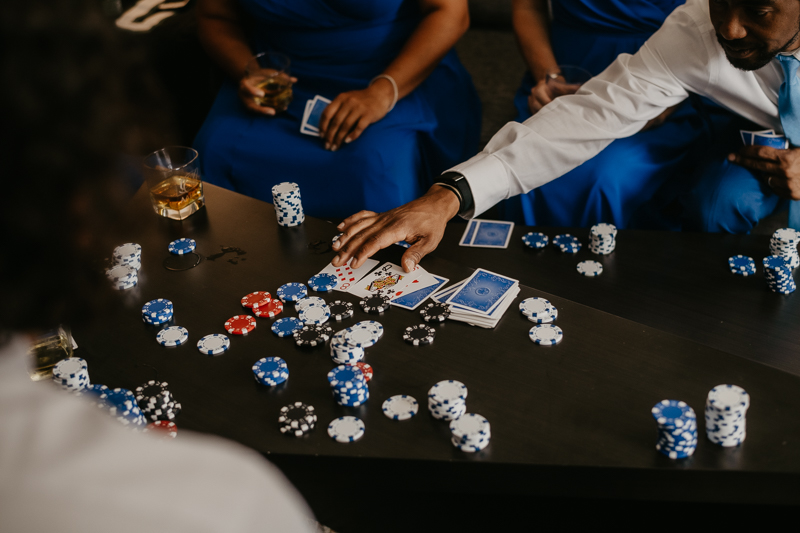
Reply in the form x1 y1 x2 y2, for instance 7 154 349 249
752 133 789 149
470 220 514 248
391 275 449 310
459 220 478 246
306 95 330 130
446 268 518 315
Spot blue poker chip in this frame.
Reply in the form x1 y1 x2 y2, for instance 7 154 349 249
271 317 304 337
327 365 366 388
763 255 789 269
308 273 338 292
168 238 196 255
142 299 173 318
728 255 755 272
252 357 289 385
522 232 548 249
651 400 695 426
276 282 308 302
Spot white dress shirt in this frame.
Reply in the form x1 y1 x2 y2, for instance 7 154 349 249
0 335 316 533
453 0 799 217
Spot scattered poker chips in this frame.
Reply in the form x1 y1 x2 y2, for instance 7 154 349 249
528 324 563 345
52 357 90 392
428 380 467 421
402 324 436 346
252 356 289 386
196 333 230 355
168 238 196 255
355 362 373 382
308 273 338 292
652 400 698 459
728 255 756 276
142 299 173 326
106 263 138 290
241 291 272 309
279 402 317 437
145 420 178 439
329 300 355 321
271 317 304 337
95 387 147 427
327 364 369 406
420 301 450 323
252 299 283 318
113 243 142 269
553 234 581 254
705 384 750 447
298 302 331 325
450 413 491 452
135 380 181 422
770 228 800 268
343 321 383 348
272 182 305 227
224 315 256 335
277 282 307 302
576 260 603 277
360 293 390 314
382 395 418 421
589 223 617 255
522 232 548 249
294 324 333 347
763 255 796 294
328 416 365 443
156 326 189 347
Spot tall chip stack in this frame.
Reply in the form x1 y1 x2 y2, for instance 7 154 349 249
271 182 305 227
651 399 698 459
762 255 796 294
329 321 383 364
769 228 800 268
589 223 617 255
135 380 182 421
327 364 369 406
106 243 142 290
428 380 467 421
52 357 90 392
705 384 750 447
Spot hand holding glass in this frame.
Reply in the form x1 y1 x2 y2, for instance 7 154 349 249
244 52 293 112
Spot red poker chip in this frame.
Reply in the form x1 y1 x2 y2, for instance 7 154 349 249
224 315 257 335
146 420 177 438
356 362 373 382
253 299 283 318
241 291 272 309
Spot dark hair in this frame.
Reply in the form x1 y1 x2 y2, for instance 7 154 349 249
0 0 172 334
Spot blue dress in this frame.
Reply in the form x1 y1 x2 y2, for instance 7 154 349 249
503 0 706 229
193 0 481 220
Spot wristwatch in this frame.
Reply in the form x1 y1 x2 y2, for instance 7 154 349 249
434 172 474 217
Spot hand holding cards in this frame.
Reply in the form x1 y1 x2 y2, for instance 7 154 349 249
301 95 331 137
740 129 789 149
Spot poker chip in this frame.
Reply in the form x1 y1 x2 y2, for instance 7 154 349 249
142 299 173 319
277 282 307 302
156 326 189 347
402 324 436 346
308 273 338 292
241 291 272 309
113 243 142 264
450 413 491 452
252 356 289 386
770 228 800 269
382 395 419 421
343 321 383 348
589 223 617 255
294 324 331 347
705 384 750 447
521 232 548 249
519 297 553 318
279 402 317 437
576 260 603 277
99 387 147 427
224 315 256 335
355 362 373 382
763 255 796 294
727 255 755 274
271 317 304 337
652 400 698 459
298 303 331 325
134 380 180 422
553 234 581 254
145 420 177 438
52 357 90 392
527 306 558 324
328 364 369 406
330 332 365 364
196 333 230 355
528 324 563 345
420 301 450 323
328 300 354 321
360 294 390 314
106 264 136 283
252 298 284 318
272 182 305 227
328 416 366 443
428 380 467 421
168 238 196 255
295 296 326 311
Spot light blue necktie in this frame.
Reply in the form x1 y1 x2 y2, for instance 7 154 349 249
777 54 800 229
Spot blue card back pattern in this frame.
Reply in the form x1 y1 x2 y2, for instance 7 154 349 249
307 97 330 130
471 221 514 248
447 269 517 314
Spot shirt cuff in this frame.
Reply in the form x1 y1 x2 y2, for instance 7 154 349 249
447 152 509 218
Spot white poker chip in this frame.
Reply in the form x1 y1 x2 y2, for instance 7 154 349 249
105 264 137 282
295 296 326 312
196 333 230 355
298 303 331 325
519 297 553 318
382 395 419 421
157 326 189 347
327 416 365 443
450 413 491 439
343 321 383 348
428 380 468 403
529 324 563 345
527 306 558 324
576 260 603 277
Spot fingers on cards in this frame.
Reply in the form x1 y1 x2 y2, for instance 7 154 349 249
740 129 789 149
301 95 331 137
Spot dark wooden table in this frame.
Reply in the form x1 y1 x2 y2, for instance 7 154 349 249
75 185 800 529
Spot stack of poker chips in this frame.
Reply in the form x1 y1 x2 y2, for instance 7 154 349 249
450 413 491 453
428 380 467 421
770 228 800 268
297 298 331 326
519 297 558 324
589 223 617 255
327 364 369 407
727 255 756 276
651 399 698 459
135 380 182 421
252 357 289 387
763 255 796 294
278 402 317 437
106 243 142 290
142 298 173 325
92 386 147 427
329 321 383 364
51 357 90 392
271 182 305 227
705 384 750 447
552 234 581 254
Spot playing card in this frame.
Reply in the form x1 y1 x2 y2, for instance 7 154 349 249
469 220 515 248
740 129 774 146
459 220 478 246
346 262 423 299
446 268 518 315
317 258 378 292
391 275 449 310
752 133 789 149
306 95 331 130
301 99 320 137
431 280 465 302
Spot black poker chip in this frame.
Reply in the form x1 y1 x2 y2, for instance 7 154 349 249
293 324 333 347
402 324 436 346
329 300 355 321
278 402 317 437
360 294 390 314
420 302 450 323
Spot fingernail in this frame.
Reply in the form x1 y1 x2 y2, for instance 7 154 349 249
332 241 340 250
728 153 735 161
345 138 352 144
332 254 340 264
325 143 330 150
336 222 344 229
404 259 415 272
331 145 338 152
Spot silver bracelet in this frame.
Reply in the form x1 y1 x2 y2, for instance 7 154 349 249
369 74 399 113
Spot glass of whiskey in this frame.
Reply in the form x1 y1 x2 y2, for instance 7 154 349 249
143 146 204 220
28 326 74 381
245 52 292 112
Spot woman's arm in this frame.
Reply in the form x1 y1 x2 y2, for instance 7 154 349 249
512 0 557 82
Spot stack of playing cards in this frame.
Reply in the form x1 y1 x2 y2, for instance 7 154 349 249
301 95 331 137
740 129 789 149
459 219 514 248
432 269 520 329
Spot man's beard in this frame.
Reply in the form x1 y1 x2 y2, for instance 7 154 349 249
719 23 800 71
